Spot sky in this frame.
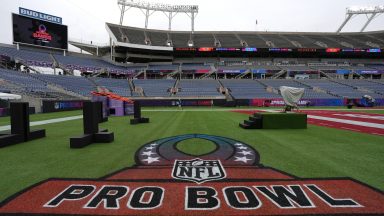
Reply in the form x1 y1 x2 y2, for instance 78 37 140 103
0 0 384 46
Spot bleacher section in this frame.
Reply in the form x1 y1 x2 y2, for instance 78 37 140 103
31 73 97 97
0 43 383 101
0 69 74 99
0 46 53 67
1 44 383 78
106 23 384 48
54 54 131 74
0 45 132 75
332 79 384 96
1 67 384 100
220 79 279 99
177 80 223 98
258 79 338 99
147 64 179 72
133 79 176 97
297 79 382 98
93 78 131 97
181 64 211 71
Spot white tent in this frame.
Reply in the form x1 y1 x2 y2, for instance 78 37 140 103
279 86 305 108
0 92 22 100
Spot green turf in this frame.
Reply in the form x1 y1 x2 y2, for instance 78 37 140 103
176 138 217 156
0 110 82 126
0 108 383 202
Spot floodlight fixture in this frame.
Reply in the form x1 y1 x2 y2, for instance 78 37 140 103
347 5 384 14
166 40 173 47
118 0 199 32
187 40 194 47
337 5 384 33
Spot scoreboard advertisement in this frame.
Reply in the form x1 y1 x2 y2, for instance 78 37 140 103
12 13 68 50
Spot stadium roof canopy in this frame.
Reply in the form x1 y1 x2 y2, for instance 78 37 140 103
106 23 384 49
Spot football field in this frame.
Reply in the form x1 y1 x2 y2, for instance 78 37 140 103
0 107 383 204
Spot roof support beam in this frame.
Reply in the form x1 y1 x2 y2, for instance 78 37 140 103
336 6 384 33
336 14 353 33
361 13 377 32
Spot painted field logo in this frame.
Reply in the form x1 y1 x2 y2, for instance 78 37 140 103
172 158 226 183
0 134 383 216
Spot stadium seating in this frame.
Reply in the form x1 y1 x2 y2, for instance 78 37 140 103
297 79 382 98
220 79 279 99
258 79 338 99
147 64 179 72
0 42 383 101
54 54 131 74
1 66 384 100
147 31 169 46
0 45 133 75
332 79 384 96
192 34 216 47
177 80 223 97
0 69 72 99
181 64 211 71
31 73 97 97
133 79 176 97
106 23 384 48
93 77 131 97
0 46 53 67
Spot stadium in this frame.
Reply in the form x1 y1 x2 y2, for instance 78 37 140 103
0 0 383 215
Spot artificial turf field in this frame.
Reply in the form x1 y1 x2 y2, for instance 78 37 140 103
0 107 383 204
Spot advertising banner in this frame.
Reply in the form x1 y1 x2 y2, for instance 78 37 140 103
42 101 84 113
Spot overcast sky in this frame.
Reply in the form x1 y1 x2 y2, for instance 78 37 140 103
1 0 384 46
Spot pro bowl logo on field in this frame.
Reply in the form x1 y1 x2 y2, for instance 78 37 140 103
0 134 383 216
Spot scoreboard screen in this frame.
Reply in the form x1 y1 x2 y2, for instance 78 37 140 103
12 14 68 50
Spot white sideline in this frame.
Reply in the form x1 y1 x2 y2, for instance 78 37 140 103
0 115 83 132
261 109 384 129
307 115 384 129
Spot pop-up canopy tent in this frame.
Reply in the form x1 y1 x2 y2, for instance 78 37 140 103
279 86 305 109
0 92 22 100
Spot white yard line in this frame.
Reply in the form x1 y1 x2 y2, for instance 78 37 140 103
143 109 238 112
332 113 384 120
318 123 333 127
262 109 384 130
340 127 362 132
142 108 384 112
0 115 83 132
371 133 384 136
261 110 282 113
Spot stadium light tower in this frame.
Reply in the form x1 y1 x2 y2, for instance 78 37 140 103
118 0 199 32
337 5 384 33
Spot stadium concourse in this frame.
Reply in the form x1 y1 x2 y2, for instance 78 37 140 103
1 2 384 216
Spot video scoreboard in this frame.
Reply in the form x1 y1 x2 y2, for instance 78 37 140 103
12 8 68 50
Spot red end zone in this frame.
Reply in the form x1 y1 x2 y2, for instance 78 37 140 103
233 110 384 136
1 178 383 215
304 110 384 136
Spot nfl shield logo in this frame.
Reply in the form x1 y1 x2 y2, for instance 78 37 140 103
172 158 226 184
